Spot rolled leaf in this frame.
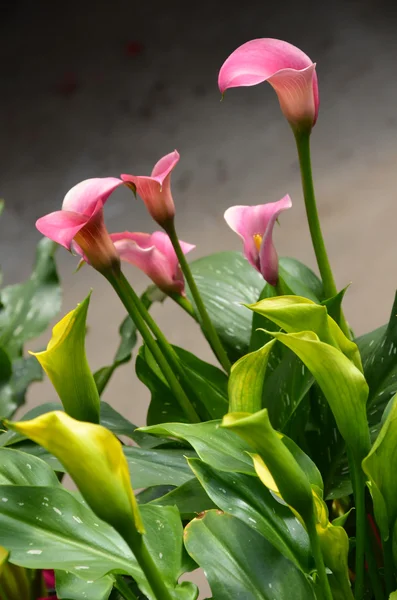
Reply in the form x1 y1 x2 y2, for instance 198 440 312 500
228 339 276 413
223 410 314 522
270 331 370 461
6 411 144 534
30 293 100 423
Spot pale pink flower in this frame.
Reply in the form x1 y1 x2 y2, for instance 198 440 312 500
110 230 195 295
219 39 319 130
121 151 179 227
224 195 292 285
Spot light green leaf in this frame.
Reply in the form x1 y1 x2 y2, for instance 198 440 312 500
0 238 61 358
188 458 311 572
184 510 316 599
139 421 255 474
228 340 275 413
55 571 114 600
362 394 397 540
31 294 100 423
0 447 60 486
189 251 264 361
389 592 397 599
270 330 370 461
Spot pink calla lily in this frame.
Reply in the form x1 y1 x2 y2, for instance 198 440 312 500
121 151 179 227
36 178 123 273
110 230 195 295
218 38 319 130
224 195 292 285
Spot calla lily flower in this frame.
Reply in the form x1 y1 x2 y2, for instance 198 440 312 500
36 178 123 273
218 38 319 131
110 230 195 295
121 151 179 227
224 195 292 286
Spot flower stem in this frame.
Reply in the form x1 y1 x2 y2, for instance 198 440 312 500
122 527 174 600
365 525 385 600
105 271 200 423
305 513 333 600
166 222 232 373
114 576 139 600
170 293 197 319
348 454 367 600
383 536 396 596
294 131 350 337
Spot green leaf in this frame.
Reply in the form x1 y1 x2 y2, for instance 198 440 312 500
31 294 100 423
0 238 61 358
228 340 275 413
139 421 255 474
357 291 397 439
0 354 44 418
389 592 397 599
125 446 196 489
278 257 323 302
184 510 316 599
55 571 114 600
94 315 138 395
0 447 60 486
362 394 397 540
270 330 370 462
189 251 264 361
188 458 311 571
0 547 31 600
138 345 228 425
149 478 216 519
0 485 139 580
321 286 349 327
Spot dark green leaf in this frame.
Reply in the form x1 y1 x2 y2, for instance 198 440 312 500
150 478 216 519
189 251 264 361
0 238 61 358
188 459 311 571
0 447 60 486
140 421 255 474
278 258 323 302
0 354 44 419
184 510 316 599
56 571 114 600
125 446 196 489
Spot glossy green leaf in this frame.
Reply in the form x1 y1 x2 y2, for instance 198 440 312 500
189 251 264 361
0 352 44 419
188 458 311 571
0 238 61 358
140 420 255 474
0 485 139 580
55 571 114 600
138 344 228 425
31 294 100 423
270 330 370 461
278 257 323 301
125 446 196 489
228 340 275 413
362 394 397 539
357 291 397 440
321 286 349 327
184 510 316 599
149 478 216 519
248 295 362 371
223 410 315 521
0 447 60 486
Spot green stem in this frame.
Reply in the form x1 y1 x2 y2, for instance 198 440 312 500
0 582 10 600
294 131 350 338
114 575 139 600
383 536 396 596
170 293 197 319
306 513 333 600
105 271 200 423
122 527 174 600
166 221 232 373
365 524 385 600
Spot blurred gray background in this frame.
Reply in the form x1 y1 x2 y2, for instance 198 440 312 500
1 0 397 593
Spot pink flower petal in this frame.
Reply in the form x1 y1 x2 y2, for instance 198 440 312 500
224 195 292 285
218 38 319 127
62 177 123 216
36 210 88 250
121 152 179 226
43 570 55 589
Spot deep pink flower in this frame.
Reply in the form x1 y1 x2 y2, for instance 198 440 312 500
224 195 292 285
36 178 122 273
110 230 195 295
121 151 179 227
218 39 319 130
